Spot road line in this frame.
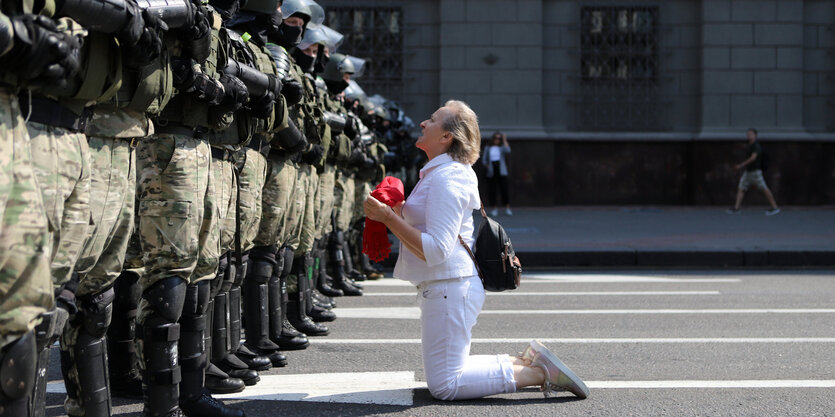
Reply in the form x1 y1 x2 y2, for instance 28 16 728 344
46 376 835 407
314 337 835 344
335 307 835 319
586 380 835 389
362 291 722 296
360 276 741 286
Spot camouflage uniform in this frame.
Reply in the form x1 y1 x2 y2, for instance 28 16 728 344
60 105 147 415
26 122 91 287
0 87 53 351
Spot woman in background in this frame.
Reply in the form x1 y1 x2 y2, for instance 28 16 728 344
482 131 512 216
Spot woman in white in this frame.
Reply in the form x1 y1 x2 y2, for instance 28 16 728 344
364 100 588 401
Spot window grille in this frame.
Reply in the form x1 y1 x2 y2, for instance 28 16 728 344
575 6 661 131
325 7 404 102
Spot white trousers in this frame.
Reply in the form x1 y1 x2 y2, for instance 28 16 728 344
418 275 517 400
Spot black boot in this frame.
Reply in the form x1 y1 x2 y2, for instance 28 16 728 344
274 249 310 350
287 258 329 336
204 363 246 394
314 240 343 297
242 247 285 367
329 230 363 296
178 282 245 417
230 260 273 370
139 277 186 417
360 253 384 279
108 271 143 399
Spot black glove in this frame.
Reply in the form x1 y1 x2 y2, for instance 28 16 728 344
122 7 166 68
343 114 358 139
248 91 275 119
301 144 324 165
54 279 78 316
178 1 210 60
216 74 249 113
348 147 366 167
280 77 304 107
2 14 81 88
171 56 224 104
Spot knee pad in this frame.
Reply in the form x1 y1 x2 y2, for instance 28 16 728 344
250 245 277 264
182 281 211 320
234 251 249 286
281 247 295 278
77 287 116 339
0 331 37 401
142 277 188 323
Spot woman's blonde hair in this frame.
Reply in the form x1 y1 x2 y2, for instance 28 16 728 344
442 100 481 165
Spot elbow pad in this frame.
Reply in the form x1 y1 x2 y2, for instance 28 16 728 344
275 119 308 153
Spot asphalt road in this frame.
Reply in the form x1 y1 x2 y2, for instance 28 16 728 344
45 270 835 416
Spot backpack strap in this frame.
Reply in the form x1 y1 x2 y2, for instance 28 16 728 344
458 235 484 281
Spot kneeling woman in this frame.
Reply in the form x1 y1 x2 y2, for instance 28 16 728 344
364 100 589 401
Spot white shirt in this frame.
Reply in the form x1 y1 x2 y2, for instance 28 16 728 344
489 146 502 162
393 153 481 284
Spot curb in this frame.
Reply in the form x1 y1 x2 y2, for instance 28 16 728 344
516 250 835 267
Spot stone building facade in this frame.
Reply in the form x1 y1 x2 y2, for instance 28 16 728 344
320 0 835 205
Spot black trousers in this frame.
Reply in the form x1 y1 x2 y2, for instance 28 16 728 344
487 163 509 206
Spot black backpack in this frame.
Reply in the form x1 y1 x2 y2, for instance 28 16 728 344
458 206 522 292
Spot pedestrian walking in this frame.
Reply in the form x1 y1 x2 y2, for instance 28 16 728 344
481 131 512 216
364 100 588 401
727 128 780 215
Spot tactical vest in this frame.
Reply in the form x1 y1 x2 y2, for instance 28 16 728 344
287 56 330 168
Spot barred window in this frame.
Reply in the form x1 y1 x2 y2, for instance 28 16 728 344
325 7 403 102
576 6 661 131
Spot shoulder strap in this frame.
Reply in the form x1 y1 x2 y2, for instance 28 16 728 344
458 235 484 281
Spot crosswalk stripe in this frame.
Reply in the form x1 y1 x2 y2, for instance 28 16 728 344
313 337 835 344
334 307 835 319
362 291 722 296
586 380 835 389
360 276 742 286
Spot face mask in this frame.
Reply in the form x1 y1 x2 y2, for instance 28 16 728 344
292 48 316 73
210 0 240 20
277 22 304 49
325 79 349 95
314 54 329 74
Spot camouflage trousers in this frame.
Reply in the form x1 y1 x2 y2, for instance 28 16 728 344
211 149 237 255
253 155 296 248
0 89 53 350
314 164 335 238
61 136 136 416
135 134 217 288
237 148 267 252
27 121 91 288
353 179 372 226
282 161 312 295
296 163 317 255
333 170 355 233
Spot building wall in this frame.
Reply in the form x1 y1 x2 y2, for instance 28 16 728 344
320 0 834 205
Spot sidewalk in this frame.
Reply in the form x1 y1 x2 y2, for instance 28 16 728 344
384 206 835 267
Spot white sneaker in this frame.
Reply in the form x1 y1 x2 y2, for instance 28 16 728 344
505 208 513 216
489 208 498 216
530 340 589 399
765 208 781 216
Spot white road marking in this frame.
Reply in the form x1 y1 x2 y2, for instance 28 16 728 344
335 307 835 319
314 337 835 344
46 376 835 407
586 380 835 389
362 291 722 296
212 372 425 405
360 275 741 286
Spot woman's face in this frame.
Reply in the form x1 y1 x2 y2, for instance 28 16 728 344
417 107 453 156
491 136 501 145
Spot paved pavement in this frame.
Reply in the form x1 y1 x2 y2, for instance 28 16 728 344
45 270 835 416
452 206 835 267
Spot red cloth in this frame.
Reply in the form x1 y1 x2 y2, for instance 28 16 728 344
363 176 405 262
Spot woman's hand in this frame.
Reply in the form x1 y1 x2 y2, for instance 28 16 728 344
392 201 405 218
364 195 394 223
